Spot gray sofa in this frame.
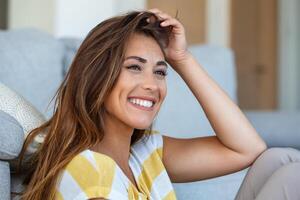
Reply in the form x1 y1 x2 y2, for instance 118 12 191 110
0 28 299 200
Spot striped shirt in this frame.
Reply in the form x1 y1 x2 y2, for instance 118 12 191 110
55 131 177 200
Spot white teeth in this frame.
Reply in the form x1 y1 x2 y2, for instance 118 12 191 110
129 98 154 108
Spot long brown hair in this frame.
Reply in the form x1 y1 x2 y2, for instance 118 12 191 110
18 11 171 200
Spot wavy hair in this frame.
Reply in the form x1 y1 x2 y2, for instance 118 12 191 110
18 11 171 200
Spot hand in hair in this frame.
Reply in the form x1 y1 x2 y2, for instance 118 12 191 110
148 8 188 69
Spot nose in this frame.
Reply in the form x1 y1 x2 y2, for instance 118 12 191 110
141 73 159 91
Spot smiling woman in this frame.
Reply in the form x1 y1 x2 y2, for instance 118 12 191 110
17 8 300 200
18 10 176 200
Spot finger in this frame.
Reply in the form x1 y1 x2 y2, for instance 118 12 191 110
160 19 185 35
160 18 181 28
156 12 172 21
146 9 162 22
146 13 167 24
148 8 170 20
147 9 178 27
148 9 176 23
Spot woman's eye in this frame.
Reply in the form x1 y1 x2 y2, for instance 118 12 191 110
125 65 167 77
126 65 141 71
155 70 168 77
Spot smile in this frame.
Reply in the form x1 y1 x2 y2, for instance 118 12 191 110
128 98 155 111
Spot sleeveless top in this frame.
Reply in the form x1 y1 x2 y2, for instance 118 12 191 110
55 130 177 200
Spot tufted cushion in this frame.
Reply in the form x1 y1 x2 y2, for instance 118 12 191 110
0 83 46 160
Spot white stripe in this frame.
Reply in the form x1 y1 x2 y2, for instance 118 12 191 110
129 151 143 180
80 150 98 171
130 133 162 178
107 189 129 200
57 170 87 200
139 194 143 200
149 170 174 199
109 167 130 196
74 192 89 200
131 135 160 163
148 133 163 149
107 166 132 199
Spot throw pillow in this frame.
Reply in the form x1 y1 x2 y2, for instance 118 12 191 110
0 82 46 159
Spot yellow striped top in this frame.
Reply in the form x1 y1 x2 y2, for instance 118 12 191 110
55 131 177 200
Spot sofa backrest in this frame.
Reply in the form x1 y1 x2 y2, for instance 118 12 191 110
0 29 66 119
153 45 237 138
0 28 237 138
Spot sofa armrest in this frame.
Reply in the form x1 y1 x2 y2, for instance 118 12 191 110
0 111 24 160
0 161 10 200
244 111 300 150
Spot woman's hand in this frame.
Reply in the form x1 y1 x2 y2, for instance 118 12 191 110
148 9 190 70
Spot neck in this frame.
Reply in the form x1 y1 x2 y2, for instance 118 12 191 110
91 113 134 167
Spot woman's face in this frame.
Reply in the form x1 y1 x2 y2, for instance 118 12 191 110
104 33 168 130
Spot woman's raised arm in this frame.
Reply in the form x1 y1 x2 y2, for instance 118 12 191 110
149 8 267 182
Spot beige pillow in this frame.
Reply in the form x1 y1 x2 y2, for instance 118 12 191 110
0 82 46 155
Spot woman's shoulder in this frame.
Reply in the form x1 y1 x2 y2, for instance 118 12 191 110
131 129 164 160
141 129 164 149
56 150 127 200
64 149 116 173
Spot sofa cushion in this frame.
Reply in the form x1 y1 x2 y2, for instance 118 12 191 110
0 161 10 200
245 111 300 149
173 168 247 200
59 37 82 76
0 111 24 160
153 45 237 138
0 28 65 118
0 83 46 160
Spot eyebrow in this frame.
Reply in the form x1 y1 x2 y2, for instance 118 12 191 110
125 56 168 68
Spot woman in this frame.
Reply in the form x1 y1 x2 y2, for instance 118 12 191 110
19 9 300 200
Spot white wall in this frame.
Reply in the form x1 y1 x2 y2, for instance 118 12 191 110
278 0 300 110
8 0 146 38
206 0 231 48
54 0 146 38
54 0 115 38
115 0 146 14
8 0 55 33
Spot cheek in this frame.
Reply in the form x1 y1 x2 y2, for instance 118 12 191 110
103 83 123 113
159 82 167 103
103 92 116 114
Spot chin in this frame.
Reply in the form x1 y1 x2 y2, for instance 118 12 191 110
129 120 153 130
133 123 152 130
